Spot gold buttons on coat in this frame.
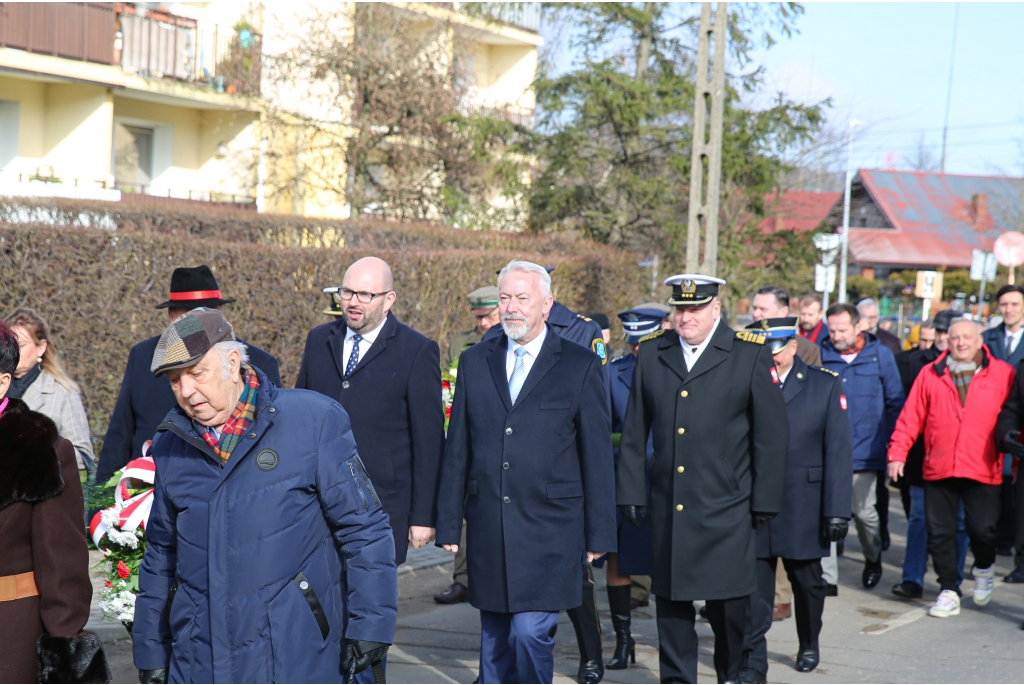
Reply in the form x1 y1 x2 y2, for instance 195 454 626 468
681 390 689 397
677 466 685 473
676 504 684 511
677 428 685 435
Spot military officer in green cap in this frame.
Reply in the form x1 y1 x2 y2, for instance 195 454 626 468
443 286 500 371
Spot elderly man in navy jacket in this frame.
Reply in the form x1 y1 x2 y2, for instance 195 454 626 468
436 260 617 684
296 257 446 568
97 266 281 483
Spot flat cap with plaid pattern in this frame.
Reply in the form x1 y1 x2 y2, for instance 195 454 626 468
151 307 236 376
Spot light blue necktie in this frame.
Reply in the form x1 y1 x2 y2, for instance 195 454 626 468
508 346 529 404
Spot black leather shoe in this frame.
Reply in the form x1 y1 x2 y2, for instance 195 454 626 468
862 558 883 589
825 584 838 597
795 647 819 673
739 667 767 683
577 659 603 684
1006 563 1024 583
891 580 923 599
433 582 468 604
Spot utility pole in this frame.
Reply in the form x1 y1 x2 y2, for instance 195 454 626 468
685 2 726 275
838 119 862 303
940 2 959 173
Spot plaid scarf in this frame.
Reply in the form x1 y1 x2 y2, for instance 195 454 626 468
837 332 867 358
196 364 260 463
947 350 984 406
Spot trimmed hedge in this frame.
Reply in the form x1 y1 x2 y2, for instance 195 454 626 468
0 219 645 452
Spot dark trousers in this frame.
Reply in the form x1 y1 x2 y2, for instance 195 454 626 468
566 562 602 665
655 594 749 684
924 477 1001 593
479 609 559 684
1014 470 1024 564
742 558 826 678
876 471 890 543
996 473 1016 553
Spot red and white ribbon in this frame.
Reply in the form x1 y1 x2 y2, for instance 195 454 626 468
90 441 156 547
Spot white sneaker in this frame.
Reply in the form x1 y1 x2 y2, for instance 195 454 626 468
973 565 995 606
929 590 961 618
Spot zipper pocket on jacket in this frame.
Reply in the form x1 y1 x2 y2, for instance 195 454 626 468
293 572 330 641
352 458 381 507
349 461 370 510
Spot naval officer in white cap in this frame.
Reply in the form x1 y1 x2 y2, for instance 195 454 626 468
616 274 789 683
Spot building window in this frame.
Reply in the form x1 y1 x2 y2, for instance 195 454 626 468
0 100 19 170
113 123 154 191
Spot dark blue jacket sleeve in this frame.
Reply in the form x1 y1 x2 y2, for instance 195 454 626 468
132 449 178 670
878 347 906 438
294 331 313 389
316 403 398 644
97 346 138 482
406 340 446 528
822 375 854 519
577 356 617 553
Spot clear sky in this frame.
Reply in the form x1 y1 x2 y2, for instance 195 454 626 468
750 2 1024 177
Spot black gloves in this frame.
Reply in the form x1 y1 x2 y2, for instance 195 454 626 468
342 640 390 683
1005 431 1024 459
620 505 647 527
823 517 850 542
139 669 167 684
752 511 777 526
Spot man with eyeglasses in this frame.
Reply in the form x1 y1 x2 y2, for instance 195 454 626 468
296 258 446 677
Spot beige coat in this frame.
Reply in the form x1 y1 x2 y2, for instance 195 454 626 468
21 371 94 470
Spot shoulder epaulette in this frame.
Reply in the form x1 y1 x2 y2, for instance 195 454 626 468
814 365 839 377
735 330 766 345
576 314 593 322
639 329 665 343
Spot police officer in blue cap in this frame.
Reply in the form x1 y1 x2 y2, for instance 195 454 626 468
596 303 670 671
739 317 852 682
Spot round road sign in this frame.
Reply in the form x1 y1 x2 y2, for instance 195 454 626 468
995 232 1024 267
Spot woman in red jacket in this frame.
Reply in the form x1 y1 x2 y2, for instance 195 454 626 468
888 318 1015 619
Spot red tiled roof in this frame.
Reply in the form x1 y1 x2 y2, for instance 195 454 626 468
759 190 841 233
847 169 1022 268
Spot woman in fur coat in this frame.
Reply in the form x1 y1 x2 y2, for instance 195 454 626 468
0 319 109 684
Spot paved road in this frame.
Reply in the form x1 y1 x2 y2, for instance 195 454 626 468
99 489 1024 682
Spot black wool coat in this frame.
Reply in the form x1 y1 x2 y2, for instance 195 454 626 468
756 356 853 560
435 326 617 613
295 313 446 565
98 335 281 482
617 321 789 601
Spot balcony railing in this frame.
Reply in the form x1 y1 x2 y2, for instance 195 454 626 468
476 3 541 33
117 7 261 95
0 2 116 64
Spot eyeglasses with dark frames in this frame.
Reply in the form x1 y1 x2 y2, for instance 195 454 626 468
338 288 391 304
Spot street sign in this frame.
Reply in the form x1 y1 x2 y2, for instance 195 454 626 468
815 264 836 293
994 232 1024 267
813 233 841 265
915 271 943 300
970 249 997 282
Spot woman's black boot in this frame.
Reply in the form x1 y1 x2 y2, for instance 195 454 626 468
606 585 635 670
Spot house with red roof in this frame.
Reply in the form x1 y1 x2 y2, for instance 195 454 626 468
759 189 842 233
823 169 1023 277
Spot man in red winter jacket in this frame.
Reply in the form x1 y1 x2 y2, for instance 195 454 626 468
887 318 1016 619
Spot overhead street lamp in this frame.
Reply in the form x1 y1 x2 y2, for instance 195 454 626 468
838 119 864 304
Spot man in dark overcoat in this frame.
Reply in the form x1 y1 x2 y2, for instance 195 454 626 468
435 260 616 685
295 256 446 568
739 318 852 683
97 266 281 482
480 268 611 683
617 274 789 684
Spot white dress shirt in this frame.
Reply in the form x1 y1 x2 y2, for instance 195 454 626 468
778 364 793 387
344 315 388 369
506 325 548 381
1006 327 1023 356
679 317 721 371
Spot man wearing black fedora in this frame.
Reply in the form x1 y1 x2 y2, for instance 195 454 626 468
96 265 281 482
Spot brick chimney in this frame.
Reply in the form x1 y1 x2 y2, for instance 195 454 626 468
972 193 989 222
